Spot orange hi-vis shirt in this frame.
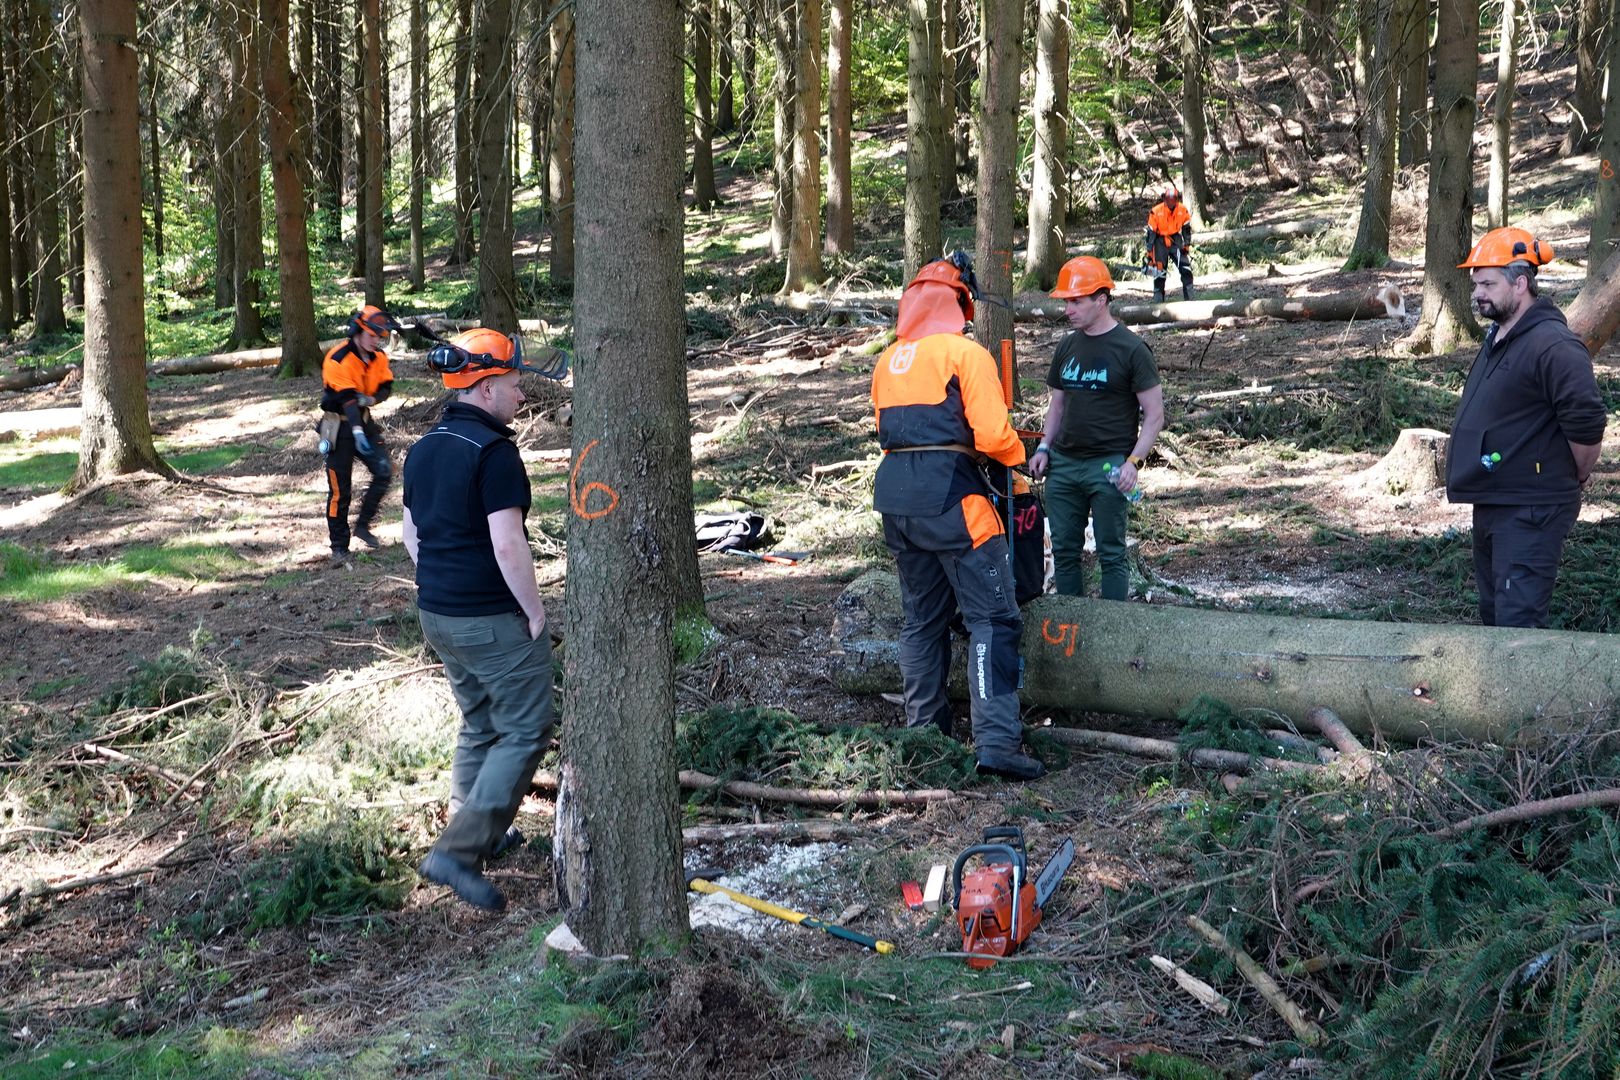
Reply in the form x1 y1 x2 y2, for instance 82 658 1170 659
871 286 1024 546
322 340 393 401
1147 200 1191 241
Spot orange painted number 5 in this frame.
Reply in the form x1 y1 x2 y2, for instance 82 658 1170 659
570 439 621 520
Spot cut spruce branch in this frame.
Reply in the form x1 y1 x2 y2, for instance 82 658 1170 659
1429 788 1620 840
1186 914 1325 1046
1151 954 1234 1015
833 570 1620 744
1036 726 1327 776
1303 706 1375 775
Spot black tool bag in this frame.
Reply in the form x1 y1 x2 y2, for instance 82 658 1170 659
694 511 774 553
994 491 1047 607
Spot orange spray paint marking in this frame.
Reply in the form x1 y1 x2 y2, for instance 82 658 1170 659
1041 619 1078 657
569 439 621 520
1604 159 1615 180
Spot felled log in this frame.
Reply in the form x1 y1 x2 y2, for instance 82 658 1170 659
0 338 347 394
1015 284 1406 325
832 571 1620 745
1568 246 1620 357
1194 216 1339 246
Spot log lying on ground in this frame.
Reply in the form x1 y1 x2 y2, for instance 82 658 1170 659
1194 216 1339 246
0 338 348 393
1013 283 1406 325
833 571 1620 745
1568 246 1620 357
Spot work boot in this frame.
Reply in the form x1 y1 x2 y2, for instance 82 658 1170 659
488 826 525 859
329 548 352 568
418 850 506 911
1152 280 1166 304
975 751 1046 782
353 523 381 550
1182 282 1194 302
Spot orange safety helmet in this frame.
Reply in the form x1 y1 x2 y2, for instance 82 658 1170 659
348 304 401 339
1458 227 1555 269
906 254 978 320
1050 256 1116 299
1162 183 1181 201
431 327 523 389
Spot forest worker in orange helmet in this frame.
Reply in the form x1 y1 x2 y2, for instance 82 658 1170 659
1029 256 1164 602
320 304 401 564
870 252 1044 782
401 328 557 911
1445 227 1605 628
1143 183 1194 303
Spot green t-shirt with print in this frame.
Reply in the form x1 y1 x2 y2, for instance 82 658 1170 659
1044 323 1160 457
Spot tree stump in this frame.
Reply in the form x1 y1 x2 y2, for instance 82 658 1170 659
1362 427 1449 495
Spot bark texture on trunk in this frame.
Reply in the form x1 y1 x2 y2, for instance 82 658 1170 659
316 0 342 243
1587 0 1620 280
28 0 64 335
1396 0 1428 166
1568 247 1620 357
73 0 169 489
824 0 853 255
145 52 164 262
1411 0 1480 354
559 0 691 956
549 4 575 284
1025 0 1069 288
715 0 735 133
768 0 795 257
361 0 384 303
1343 0 1399 270
782 0 822 292
903 0 943 281
1486 0 1519 229
450 0 476 265
474 0 517 331
1562 0 1606 155
263 0 321 379
229 0 266 348
691 0 717 210
408 0 425 289
939 0 960 204
834 572 1620 746
973 0 1021 352
1177 0 1212 225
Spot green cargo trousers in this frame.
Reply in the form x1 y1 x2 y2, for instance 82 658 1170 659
1045 448 1132 601
419 608 554 867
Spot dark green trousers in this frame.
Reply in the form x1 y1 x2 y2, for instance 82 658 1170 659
1045 449 1132 601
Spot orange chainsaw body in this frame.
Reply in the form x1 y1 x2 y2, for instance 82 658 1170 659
956 862 1042 969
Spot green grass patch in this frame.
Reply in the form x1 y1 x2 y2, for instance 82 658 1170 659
1 1026 264 1079
0 449 77 491
165 444 253 474
0 541 247 603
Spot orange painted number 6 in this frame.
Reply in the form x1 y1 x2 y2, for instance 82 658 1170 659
570 439 621 520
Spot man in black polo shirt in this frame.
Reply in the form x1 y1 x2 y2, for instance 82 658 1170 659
402 327 553 912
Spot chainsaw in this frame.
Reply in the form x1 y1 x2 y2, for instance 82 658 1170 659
952 825 1074 969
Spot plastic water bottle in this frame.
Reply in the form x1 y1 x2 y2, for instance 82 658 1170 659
1480 451 1501 472
1103 461 1144 504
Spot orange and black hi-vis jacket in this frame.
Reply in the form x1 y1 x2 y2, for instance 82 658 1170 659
321 340 394 427
1146 200 1193 248
870 282 1025 548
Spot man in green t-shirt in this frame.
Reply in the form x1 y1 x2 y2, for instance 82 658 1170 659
1029 257 1165 601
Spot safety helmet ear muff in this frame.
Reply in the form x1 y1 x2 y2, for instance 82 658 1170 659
906 251 980 321
348 304 401 339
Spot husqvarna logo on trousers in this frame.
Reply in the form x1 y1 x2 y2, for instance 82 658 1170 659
974 642 988 700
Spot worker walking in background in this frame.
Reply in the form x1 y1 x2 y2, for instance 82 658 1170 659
1030 257 1165 602
870 253 1044 782
1446 228 1605 628
1144 183 1194 303
321 305 401 565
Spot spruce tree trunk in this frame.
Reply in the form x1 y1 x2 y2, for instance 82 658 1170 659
903 0 943 281
1343 0 1399 270
1301 0 1331 61
834 573 1620 746
317 0 343 243
1561 0 1606 156
1588 0 1620 281
64 40 83 310
409 0 426 290
824 0 853 255
1177 0 1212 224
939 0 960 205
27 0 64 335
528 0 550 181
263 0 321 379
212 73 237 311
145 55 164 261
739 0 759 131
230 0 266 348
549 3 575 285
691 0 718 210
558 0 690 957
783 0 822 292
0 77 12 331
450 0 476 266
1486 0 1519 228
73 0 170 489
5 6 31 322
952 0 975 179
361 0 385 304
715 0 735 133
1396 0 1428 166
1025 0 1068 288
1412 0 1480 354
1568 248 1620 355
974 0 1021 351
349 5 367 281
474 0 517 331
768 0 795 258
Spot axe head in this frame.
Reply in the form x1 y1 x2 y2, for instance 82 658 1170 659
685 867 724 889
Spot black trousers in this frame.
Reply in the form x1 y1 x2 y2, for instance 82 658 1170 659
324 420 391 552
1470 501 1579 628
1149 235 1193 299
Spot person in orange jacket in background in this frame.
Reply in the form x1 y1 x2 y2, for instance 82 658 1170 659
1144 183 1194 303
321 305 400 565
870 253 1044 782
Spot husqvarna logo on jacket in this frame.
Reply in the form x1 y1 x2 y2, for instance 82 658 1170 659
889 342 918 375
